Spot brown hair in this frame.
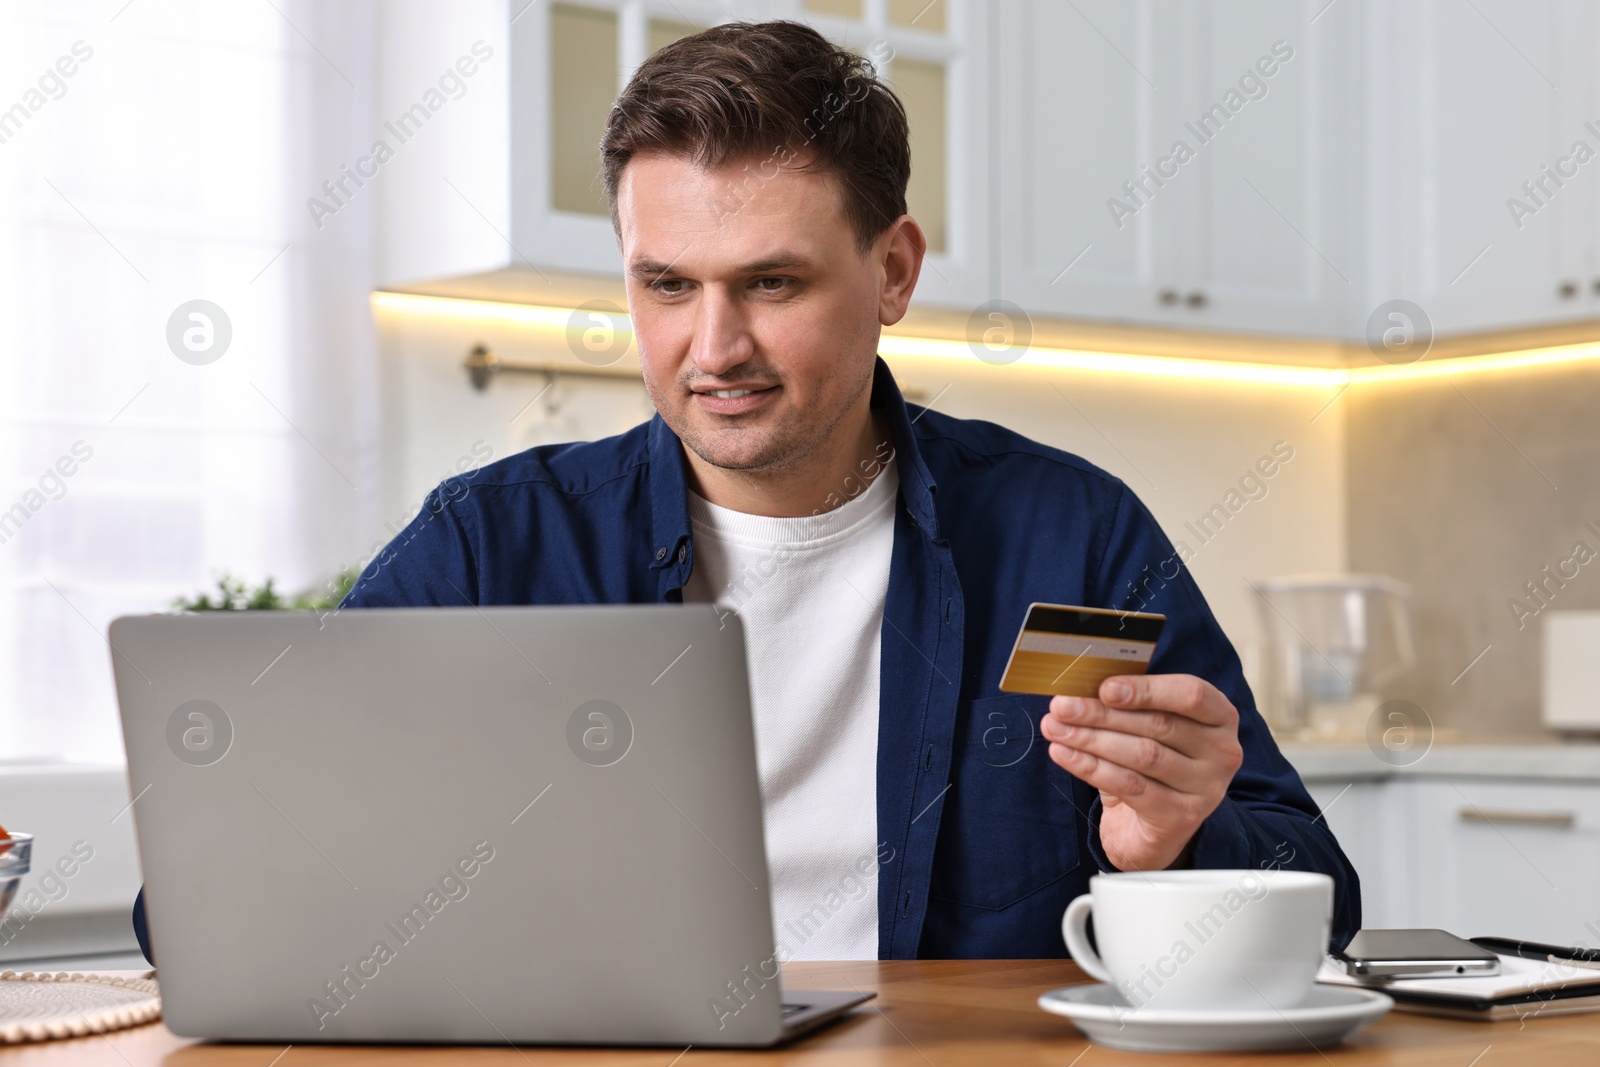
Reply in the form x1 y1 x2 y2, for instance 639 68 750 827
600 20 910 254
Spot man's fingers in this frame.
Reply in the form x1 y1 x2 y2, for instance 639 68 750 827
1044 672 1245 872
1045 698 1205 755
1043 722 1208 793
1047 742 1195 819
1098 673 1235 726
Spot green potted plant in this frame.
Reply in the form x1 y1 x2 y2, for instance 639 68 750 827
170 568 359 613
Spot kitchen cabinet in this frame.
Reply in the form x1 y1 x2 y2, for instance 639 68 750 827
992 0 1600 341
1182 1 1356 338
1303 779 1408 930
511 0 783 278
995 0 1356 338
1295 752 1600 943
508 0 990 304
1408 779 1600 946
414 0 1600 343
1371 0 1596 337
991 0 1175 327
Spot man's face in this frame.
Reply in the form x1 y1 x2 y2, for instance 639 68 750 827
615 150 887 474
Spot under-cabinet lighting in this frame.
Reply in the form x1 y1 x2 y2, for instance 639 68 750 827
372 291 1600 388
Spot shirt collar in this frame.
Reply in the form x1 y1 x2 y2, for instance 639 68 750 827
647 411 691 571
646 355 941 564
868 355 940 539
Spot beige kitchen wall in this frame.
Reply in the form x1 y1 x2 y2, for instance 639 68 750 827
1347 360 1600 740
372 310 1348 704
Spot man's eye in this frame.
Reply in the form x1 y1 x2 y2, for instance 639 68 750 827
652 279 688 296
754 277 790 293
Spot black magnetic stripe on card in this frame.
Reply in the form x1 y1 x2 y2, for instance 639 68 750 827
1024 606 1166 643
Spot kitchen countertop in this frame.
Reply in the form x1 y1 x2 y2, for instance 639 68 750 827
1280 742 1600 782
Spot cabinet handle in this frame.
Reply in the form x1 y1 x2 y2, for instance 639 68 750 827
1157 289 1180 306
1558 280 1579 299
1458 807 1576 829
1185 291 1208 309
1592 278 1600 296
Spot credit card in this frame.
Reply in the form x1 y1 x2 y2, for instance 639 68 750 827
998 603 1167 698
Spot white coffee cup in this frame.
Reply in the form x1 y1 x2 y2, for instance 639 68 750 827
1061 869 1333 1012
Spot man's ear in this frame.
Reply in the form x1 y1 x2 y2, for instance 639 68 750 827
877 215 926 327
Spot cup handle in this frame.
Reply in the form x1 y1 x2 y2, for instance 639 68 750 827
1061 894 1114 985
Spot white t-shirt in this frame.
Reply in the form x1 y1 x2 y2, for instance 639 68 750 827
680 458 898 961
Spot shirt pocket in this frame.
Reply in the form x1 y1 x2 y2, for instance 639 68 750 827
928 694 1084 911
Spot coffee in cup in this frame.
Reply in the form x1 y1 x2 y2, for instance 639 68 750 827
1061 869 1333 1012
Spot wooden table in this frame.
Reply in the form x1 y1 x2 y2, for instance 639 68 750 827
5 960 1600 1065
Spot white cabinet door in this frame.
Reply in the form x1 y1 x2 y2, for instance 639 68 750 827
1374 0 1587 336
1565 1 1600 316
885 0 992 310
1409 779 1600 946
1180 0 1355 338
995 0 1352 337
760 0 991 308
995 0 1181 324
1303 779 1406 929
510 0 756 278
509 0 988 300
510 0 625 277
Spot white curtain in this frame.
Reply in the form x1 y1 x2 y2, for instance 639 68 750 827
0 1 383 762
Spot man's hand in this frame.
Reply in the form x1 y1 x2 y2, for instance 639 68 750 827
1040 674 1243 872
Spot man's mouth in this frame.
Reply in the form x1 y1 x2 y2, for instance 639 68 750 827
692 383 779 414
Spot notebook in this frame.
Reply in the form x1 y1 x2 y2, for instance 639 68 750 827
1317 952 1600 1022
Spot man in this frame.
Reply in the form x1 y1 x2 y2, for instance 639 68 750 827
134 20 1357 963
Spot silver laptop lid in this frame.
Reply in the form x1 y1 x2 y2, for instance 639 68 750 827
110 605 790 1045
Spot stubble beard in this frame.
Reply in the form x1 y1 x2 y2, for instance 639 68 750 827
653 364 873 479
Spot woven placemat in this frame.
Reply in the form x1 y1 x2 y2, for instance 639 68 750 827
0 971 161 1043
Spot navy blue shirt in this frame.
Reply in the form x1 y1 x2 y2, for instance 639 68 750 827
134 357 1358 962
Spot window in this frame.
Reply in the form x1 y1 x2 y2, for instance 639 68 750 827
0 3 378 763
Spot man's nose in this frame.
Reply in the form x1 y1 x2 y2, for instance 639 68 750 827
689 289 755 375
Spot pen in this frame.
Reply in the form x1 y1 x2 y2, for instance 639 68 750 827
1471 936 1600 965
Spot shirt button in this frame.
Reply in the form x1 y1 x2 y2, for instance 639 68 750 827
677 545 688 564
655 547 668 561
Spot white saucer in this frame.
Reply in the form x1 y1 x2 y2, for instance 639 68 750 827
1037 982 1393 1053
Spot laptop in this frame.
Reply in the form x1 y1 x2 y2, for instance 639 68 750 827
108 604 874 1046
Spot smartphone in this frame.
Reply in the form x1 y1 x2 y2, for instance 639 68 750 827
1332 928 1502 978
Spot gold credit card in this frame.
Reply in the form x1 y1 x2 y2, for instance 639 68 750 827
998 603 1167 698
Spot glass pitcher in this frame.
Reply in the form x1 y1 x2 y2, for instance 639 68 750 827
1253 574 1415 739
